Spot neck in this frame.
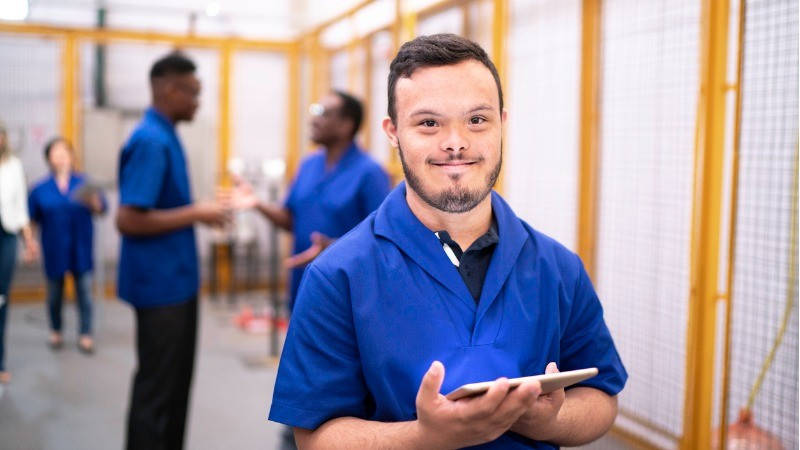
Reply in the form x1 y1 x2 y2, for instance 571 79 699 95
405 186 493 251
54 169 71 181
324 139 352 166
151 103 176 124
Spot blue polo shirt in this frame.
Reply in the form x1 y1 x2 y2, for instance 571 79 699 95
28 173 105 280
269 183 627 449
284 141 389 306
117 107 198 308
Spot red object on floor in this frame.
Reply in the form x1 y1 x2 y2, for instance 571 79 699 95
233 305 289 334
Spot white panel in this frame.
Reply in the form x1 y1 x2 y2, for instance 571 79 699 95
369 31 392 165
505 0 580 251
416 7 463 37
0 35 61 184
596 0 700 441
329 50 348 93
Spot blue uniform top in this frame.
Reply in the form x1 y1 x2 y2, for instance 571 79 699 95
28 173 106 280
117 107 198 308
284 141 390 306
269 183 627 449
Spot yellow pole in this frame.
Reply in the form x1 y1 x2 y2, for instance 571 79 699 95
218 41 232 188
682 0 730 448
286 43 301 182
362 37 372 151
577 0 601 278
492 0 508 196
387 1 417 183
61 34 79 162
719 0 746 446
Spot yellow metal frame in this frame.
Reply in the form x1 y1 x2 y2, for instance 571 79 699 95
218 42 232 187
682 0 731 448
718 0 746 446
577 0 601 278
491 0 508 195
60 34 79 166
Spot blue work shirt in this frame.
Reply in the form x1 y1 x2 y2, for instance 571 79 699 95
284 141 389 306
269 183 627 449
117 107 198 308
28 173 105 280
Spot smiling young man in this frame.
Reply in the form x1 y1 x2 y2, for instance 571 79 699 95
268 34 627 449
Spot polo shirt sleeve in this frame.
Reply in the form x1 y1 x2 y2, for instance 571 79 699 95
269 265 368 430
559 257 628 396
359 165 391 216
119 138 167 209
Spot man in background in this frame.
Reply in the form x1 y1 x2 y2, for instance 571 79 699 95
234 90 390 309
116 52 229 450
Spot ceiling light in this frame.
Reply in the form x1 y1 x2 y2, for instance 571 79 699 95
205 2 220 17
0 0 28 21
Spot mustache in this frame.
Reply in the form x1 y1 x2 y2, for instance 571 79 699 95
426 153 484 165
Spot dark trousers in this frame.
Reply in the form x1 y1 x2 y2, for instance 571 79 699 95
0 231 18 372
46 272 93 336
126 297 198 450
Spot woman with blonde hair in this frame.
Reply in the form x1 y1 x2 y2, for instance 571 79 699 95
0 123 39 383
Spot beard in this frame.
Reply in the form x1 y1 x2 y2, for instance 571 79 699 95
398 142 502 214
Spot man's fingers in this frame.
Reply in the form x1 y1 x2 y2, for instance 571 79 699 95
283 244 322 269
417 361 445 406
545 362 559 374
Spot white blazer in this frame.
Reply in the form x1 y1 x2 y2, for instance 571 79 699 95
0 155 30 233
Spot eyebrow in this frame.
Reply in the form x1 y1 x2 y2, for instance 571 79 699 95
409 109 443 117
409 104 495 118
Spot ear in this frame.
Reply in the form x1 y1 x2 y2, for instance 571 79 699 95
501 108 508 123
382 116 399 148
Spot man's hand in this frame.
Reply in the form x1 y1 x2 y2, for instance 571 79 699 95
229 175 259 211
88 193 105 214
194 199 231 228
284 232 333 269
510 362 566 441
413 361 542 449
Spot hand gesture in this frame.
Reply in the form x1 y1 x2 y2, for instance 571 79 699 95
284 232 333 269
509 362 566 441
194 199 231 228
229 174 259 211
414 361 542 449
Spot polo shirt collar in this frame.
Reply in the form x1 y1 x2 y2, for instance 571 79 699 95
374 182 528 318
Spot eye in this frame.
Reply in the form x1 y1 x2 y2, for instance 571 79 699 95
469 116 487 125
420 119 438 127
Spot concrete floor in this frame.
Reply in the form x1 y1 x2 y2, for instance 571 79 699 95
0 295 631 450
0 296 286 450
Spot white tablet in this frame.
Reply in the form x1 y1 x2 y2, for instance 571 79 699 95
444 367 599 401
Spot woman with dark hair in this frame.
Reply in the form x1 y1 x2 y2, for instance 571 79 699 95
28 137 106 354
0 123 39 383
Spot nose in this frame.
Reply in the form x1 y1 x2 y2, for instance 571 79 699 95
441 125 469 153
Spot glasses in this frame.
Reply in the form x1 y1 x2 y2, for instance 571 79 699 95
309 103 339 118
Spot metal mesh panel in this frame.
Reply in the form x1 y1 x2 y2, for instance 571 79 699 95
725 0 799 447
0 35 61 183
416 6 463 36
506 0 581 251
595 0 701 445
369 30 392 166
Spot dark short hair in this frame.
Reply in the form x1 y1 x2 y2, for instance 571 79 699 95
334 90 363 139
387 34 503 123
149 51 196 81
44 136 71 161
